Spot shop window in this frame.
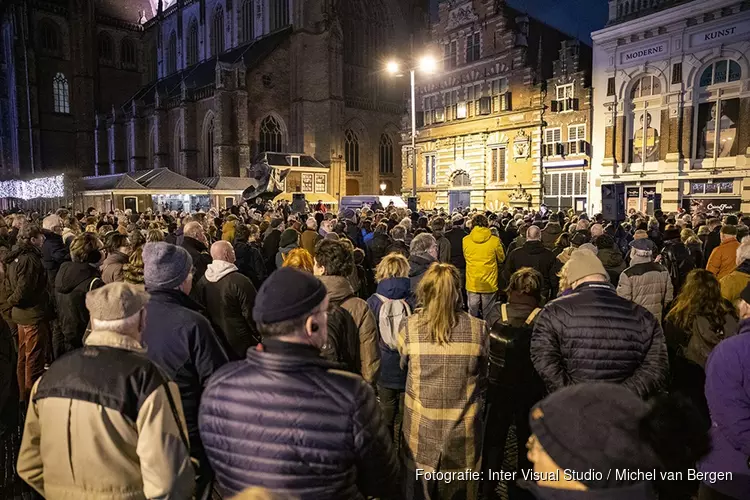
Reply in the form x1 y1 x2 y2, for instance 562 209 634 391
543 171 588 211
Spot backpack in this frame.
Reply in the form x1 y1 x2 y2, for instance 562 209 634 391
321 296 362 375
374 294 412 350
488 304 541 388
662 243 695 292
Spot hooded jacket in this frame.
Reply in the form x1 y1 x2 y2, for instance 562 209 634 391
5 242 50 325
502 240 558 299
319 275 380 385
721 259 750 305
366 232 391 267
234 241 266 289
17 329 195 500
616 257 673 323
541 222 562 250
101 250 129 284
54 262 104 355
707 238 741 280
463 226 505 293
597 246 626 284
262 228 282 272
194 260 260 360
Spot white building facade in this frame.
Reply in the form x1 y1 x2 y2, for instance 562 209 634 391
591 0 750 215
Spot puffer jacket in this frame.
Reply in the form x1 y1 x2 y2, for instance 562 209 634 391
531 282 668 399
199 339 400 499
194 260 260 360
17 329 195 500
319 275 380 385
540 222 562 250
100 250 129 284
463 227 505 294
54 262 104 355
5 242 50 325
720 259 750 305
699 321 750 498
616 258 673 322
707 238 740 280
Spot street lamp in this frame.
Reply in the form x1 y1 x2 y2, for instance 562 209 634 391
386 55 437 197
380 182 387 194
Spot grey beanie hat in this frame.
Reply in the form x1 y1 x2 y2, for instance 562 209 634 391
143 242 193 289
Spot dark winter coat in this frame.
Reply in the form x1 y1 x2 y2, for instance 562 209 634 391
433 231 451 263
540 222 562 250
703 226 722 266
687 240 705 269
408 253 436 298
445 226 467 269
385 239 409 259
180 236 212 286
366 232 391 267
597 247 626 284
261 229 282 272
345 220 364 249
198 339 400 499
141 288 228 458
234 241 266 289
530 282 668 399
502 240 558 299
54 262 103 354
366 277 413 390
660 238 696 293
41 230 70 291
5 243 50 325
194 261 260 360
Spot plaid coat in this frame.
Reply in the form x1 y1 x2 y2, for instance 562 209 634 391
398 311 488 498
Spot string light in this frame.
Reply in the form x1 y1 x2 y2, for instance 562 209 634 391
0 174 65 200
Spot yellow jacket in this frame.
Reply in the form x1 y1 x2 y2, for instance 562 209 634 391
463 227 505 293
720 268 750 305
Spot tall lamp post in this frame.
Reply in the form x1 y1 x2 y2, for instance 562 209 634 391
386 55 437 197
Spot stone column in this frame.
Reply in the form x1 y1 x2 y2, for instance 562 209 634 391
179 86 198 177
108 109 126 174
94 114 109 176
213 62 241 177
153 93 169 169
127 101 146 173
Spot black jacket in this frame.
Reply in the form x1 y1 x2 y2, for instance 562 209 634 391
366 232 391 267
234 241 266 289
199 339 400 499
502 240 558 298
687 241 705 269
262 229 282 273
41 230 70 291
194 265 260 360
445 226 467 269
385 240 409 259
408 253 436 297
5 243 50 325
703 226 722 263
660 239 695 293
530 282 668 399
54 262 103 355
180 236 212 286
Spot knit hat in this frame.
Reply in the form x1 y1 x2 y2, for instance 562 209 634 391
529 383 659 489
630 237 655 253
663 227 681 241
279 228 299 248
86 282 150 321
578 243 598 255
566 248 608 283
342 208 356 221
451 213 464 225
593 234 615 250
253 267 327 324
143 242 193 290
570 230 591 247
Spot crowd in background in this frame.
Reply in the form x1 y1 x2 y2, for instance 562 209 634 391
1 198 750 500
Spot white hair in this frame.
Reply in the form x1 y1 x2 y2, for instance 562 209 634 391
306 218 317 230
737 237 750 266
91 311 142 335
42 214 62 231
410 233 437 255
400 217 412 231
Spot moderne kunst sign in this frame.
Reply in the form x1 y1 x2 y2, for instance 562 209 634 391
620 42 668 65
691 21 750 47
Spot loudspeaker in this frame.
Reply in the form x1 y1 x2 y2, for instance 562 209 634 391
407 196 418 212
291 193 307 214
601 184 626 222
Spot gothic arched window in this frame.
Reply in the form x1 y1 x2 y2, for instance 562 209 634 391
52 73 70 114
259 116 283 153
379 134 393 174
166 31 177 74
240 0 254 43
121 38 137 68
211 5 225 57
186 19 199 66
98 32 114 65
39 20 60 54
345 129 360 172
270 0 289 31
203 116 215 175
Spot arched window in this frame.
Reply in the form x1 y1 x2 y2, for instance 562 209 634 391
345 129 360 172
240 0 254 43
211 5 225 57
270 0 289 31
121 38 137 68
39 20 60 54
259 116 283 153
629 74 661 99
379 134 393 174
98 32 114 64
695 60 742 160
166 31 177 74
452 171 471 187
52 73 70 113
203 116 215 176
186 19 199 66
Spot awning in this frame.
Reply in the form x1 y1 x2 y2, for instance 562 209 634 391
273 192 338 205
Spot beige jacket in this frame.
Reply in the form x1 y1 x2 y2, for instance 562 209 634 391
17 329 195 499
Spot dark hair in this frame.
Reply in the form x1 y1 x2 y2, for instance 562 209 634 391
506 267 542 300
666 269 736 333
18 224 42 241
105 232 129 253
472 214 488 228
431 217 446 233
721 224 738 236
724 214 739 226
554 232 570 249
314 239 354 277
129 229 146 250
374 222 388 235
234 224 250 243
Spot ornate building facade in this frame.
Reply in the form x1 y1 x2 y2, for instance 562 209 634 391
402 0 592 213
591 0 750 214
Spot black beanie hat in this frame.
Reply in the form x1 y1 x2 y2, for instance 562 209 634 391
740 282 750 305
253 267 327 324
529 383 660 489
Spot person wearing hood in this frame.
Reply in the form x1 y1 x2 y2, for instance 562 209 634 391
430 216 451 263
464 214 506 320
523 383 709 500
100 232 131 284
502 225 558 301
407 233 438 299
617 239 673 323
194 241 260 360
660 224 696 293
593 234 626 284
41 214 70 292
540 214 562 251
721 238 750 305
275 228 300 269
54 233 105 357
366 253 413 439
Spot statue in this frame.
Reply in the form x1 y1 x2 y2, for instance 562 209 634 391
242 154 291 201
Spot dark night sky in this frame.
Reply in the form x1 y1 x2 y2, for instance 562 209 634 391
430 0 609 44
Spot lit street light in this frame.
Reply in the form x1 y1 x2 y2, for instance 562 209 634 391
380 182 387 194
386 54 437 197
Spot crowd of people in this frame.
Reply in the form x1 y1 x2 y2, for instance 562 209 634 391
1 200 750 500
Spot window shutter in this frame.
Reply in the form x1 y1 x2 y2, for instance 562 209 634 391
671 62 682 84
579 140 588 155
498 148 506 182
551 100 559 112
607 77 615 96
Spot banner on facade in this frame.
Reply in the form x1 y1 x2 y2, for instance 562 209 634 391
682 198 741 214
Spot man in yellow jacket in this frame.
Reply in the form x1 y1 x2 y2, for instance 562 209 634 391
463 213 505 319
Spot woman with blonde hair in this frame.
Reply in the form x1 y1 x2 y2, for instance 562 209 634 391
145 228 164 243
366 252 412 439
281 247 314 273
399 263 487 500
681 227 705 269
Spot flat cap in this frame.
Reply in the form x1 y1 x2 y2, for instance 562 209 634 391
86 282 150 321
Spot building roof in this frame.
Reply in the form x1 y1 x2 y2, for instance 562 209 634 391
82 173 146 191
196 177 256 191
97 0 154 23
132 27 292 105
265 153 326 169
132 168 206 190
